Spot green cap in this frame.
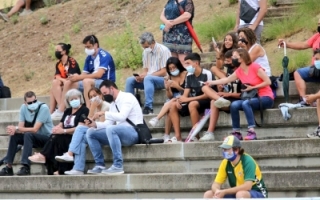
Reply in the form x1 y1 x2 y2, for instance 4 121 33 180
219 135 241 149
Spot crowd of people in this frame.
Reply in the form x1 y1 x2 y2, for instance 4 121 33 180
0 0 320 198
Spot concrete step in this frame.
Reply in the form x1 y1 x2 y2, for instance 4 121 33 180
0 96 50 111
266 6 295 17
200 52 216 63
275 0 302 6
264 16 287 24
0 171 319 198
1 138 319 171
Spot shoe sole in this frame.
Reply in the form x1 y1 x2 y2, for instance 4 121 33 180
101 171 124 175
55 157 74 163
87 171 102 174
28 158 45 164
214 100 231 108
65 173 84 175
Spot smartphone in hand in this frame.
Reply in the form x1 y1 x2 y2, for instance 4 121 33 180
212 37 217 47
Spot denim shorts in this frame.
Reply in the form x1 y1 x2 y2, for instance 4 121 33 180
165 92 181 103
78 79 104 91
224 190 265 198
297 66 320 82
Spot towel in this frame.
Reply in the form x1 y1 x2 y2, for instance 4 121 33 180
278 103 304 120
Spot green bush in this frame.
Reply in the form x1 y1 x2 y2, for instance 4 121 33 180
194 12 236 43
102 22 142 70
228 0 238 5
72 22 82 34
274 50 310 73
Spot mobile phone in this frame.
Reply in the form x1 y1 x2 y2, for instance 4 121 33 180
199 81 205 85
81 114 92 124
133 73 139 77
212 37 217 47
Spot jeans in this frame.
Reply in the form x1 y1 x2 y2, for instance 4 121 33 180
5 133 49 166
105 125 139 168
68 125 89 154
230 96 274 130
86 128 109 167
125 75 165 109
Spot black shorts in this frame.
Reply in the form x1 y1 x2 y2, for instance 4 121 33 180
178 99 211 117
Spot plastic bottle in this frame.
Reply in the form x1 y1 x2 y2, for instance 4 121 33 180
160 24 165 31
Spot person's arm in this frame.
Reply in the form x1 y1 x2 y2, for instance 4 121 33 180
250 0 267 30
251 68 271 89
234 0 240 30
211 182 222 194
79 68 105 79
216 59 223 70
171 12 192 26
160 9 168 24
18 121 42 133
278 39 310 50
208 72 238 86
249 45 264 62
152 68 167 77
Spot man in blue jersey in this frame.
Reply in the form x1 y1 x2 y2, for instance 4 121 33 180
51 35 116 119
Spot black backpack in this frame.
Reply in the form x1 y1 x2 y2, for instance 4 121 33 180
0 86 11 98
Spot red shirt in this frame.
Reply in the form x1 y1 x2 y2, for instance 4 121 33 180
307 33 320 65
235 63 274 99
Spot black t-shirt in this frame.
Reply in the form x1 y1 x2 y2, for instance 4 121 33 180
55 57 81 79
185 68 216 97
60 105 89 129
226 67 242 93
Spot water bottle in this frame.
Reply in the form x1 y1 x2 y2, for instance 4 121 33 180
160 24 165 31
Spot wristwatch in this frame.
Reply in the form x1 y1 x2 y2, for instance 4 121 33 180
15 126 19 131
64 129 66 134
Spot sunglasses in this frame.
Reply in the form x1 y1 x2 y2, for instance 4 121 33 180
26 99 37 105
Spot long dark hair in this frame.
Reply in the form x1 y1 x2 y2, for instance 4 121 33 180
219 32 238 60
165 57 186 76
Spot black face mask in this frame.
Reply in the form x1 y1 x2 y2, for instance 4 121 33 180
55 51 63 60
232 58 241 67
224 63 234 69
239 38 248 45
318 26 320 33
103 94 113 103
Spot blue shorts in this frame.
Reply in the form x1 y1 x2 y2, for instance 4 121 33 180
165 92 181 103
223 190 265 198
297 66 320 82
78 79 104 92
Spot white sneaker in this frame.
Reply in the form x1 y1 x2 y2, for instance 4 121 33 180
55 152 74 162
214 97 231 108
19 9 33 17
190 137 199 142
64 169 84 175
199 131 215 142
0 12 9 22
51 110 64 120
163 134 170 142
149 117 159 127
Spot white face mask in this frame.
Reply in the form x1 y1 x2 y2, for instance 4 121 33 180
85 48 95 56
145 47 152 53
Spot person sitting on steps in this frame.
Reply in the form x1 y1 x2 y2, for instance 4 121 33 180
200 50 242 142
49 43 81 116
206 49 274 141
125 32 171 115
278 19 320 105
0 91 53 176
0 0 35 22
148 57 187 142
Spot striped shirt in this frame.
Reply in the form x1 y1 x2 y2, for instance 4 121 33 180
143 43 171 75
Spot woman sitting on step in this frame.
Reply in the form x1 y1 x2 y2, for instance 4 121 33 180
148 57 187 142
206 49 274 141
28 89 89 175
211 32 238 77
237 27 271 76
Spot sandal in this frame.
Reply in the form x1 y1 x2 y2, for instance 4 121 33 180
165 136 182 144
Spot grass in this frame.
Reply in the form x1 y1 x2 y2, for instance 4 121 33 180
101 22 142 70
263 0 320 41
40 15 49 25
72 22 82 34
194 12 236 43
43 0 56 7
228 0 237 5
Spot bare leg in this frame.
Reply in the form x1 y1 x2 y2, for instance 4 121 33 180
164 114 172 135
202 85 221 100
294 71 306 98
168 102 182 141
188 101 201 139
178 53 187 67
25 0 32 10
50 79 63 113
203 190 214 198
58 80 78 112
211 65 227 79
83 78 95 108
207 100 220 133
157 99 176 120
236 191 251 198
7 0 24 17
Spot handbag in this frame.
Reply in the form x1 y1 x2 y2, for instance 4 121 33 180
115 105 153 145
239 0 260 23
240 86 263 127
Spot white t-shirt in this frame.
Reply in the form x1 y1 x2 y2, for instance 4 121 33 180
239 0 263 26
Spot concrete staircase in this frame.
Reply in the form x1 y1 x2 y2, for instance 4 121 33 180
264 0 302 23
0 52 320 198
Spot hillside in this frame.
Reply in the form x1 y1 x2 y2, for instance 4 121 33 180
0 0 316 97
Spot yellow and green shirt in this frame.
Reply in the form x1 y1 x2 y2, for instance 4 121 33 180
214 153 268 197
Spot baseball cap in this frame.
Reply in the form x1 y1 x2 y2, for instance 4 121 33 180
219 135 241 149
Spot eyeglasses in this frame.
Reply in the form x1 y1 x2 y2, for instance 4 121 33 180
26 99 37 105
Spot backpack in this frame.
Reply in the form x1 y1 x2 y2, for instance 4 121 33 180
0 86 11 98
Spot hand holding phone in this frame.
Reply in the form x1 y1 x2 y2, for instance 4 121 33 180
81 114 92 124
212 37 217 48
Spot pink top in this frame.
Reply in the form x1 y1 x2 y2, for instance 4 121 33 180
307 33 320 64
235 63 274 99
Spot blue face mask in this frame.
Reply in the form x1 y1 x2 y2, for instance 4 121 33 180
186 65 195 74
315 60 320 69
69 99 80 108
171 69 180 76
27 102 39 111
222 150 237 162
